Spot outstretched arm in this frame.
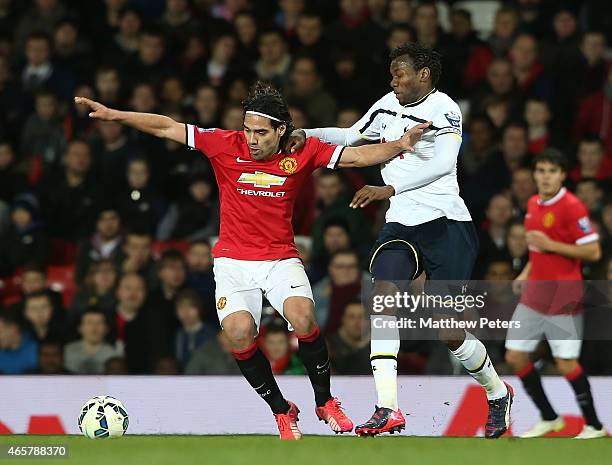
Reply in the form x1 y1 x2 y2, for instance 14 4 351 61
337 122 430 168
74 97 186 144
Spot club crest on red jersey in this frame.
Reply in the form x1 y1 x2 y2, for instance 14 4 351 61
542 212 555 228
278 156 298 174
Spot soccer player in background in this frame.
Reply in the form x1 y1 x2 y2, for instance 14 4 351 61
505 149 607 439
75 83 428 440
288 43 513 438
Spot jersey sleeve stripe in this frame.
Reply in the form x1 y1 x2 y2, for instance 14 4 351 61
186 124 195 148
358 109 397 134
328 146 345 169
406 115 440 131
576 233 599 245
356 130 378 141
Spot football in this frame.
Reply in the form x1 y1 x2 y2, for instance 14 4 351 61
78 396 129 439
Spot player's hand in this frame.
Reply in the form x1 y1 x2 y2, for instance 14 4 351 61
512 279 527 296
350 185 395 208
74 96 117 121
285 129 306 153
526 230 555 253
398 121 431 152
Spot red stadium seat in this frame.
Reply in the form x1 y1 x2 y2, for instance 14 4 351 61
47 265 77 308
152 240 191 258
48 239 79 266
0 272 23 307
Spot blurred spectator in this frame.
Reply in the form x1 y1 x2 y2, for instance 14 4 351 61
15 0 68 52
309 217 353 283
574 66 612 155
118 229 157 287
233 12 258 67
127 26 168 87
540 8 580 73
569 137 612 184
387 0 412 26
161 76 188 112
294 11 325 67
65 84 97 140
413 1 447 51
185 330 241 375
32 340 70 374
0 310 38 374
0 193 48 275
474 193 513 278
483 260 514 281
255 29 291 88
104 356 129 374
524 98 558 155
64 308 118 374
75 207 122 283
459 115 497 179
94 66 121 106
10 263 63 312
161 0 201 54
71 258 118 320
600 202 612 249
103 7 142 68
336 108 361 128
53 18 94 81
262 322 304 375
91 120 133 187
575 178 605 216
313 250 369 334
221 104 244 131
327 300 370 374
174 289 216 368
146 249 188 354
115 156 167 235
276 0 305 36
285 55 336 127
20 32 74 102
129 82 157 114
505 221 528 276
0 141 28 204
20 90 66 167
0 55 24 139
193 84 220 128
471 58 520 119
110 272 161 373
22 290 63 343
311 170 368 263
157 173 219 241
488 6 519 57
509 33 552 103
577 31 608 97
207 34 237 87
510 167 536 217
38 140 100 241
444 8 492 98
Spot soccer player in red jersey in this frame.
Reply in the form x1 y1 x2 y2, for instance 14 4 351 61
76 83 428 440
505 149 607 438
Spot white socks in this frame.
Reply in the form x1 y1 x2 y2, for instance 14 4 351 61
451 332 507 400
370 315 400 410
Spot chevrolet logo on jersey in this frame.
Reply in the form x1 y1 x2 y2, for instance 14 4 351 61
238 171 286 188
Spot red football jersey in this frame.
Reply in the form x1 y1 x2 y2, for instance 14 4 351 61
521 187 599 314
186 125 344 260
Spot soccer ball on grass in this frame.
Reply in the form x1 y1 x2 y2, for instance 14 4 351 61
78 396 129 439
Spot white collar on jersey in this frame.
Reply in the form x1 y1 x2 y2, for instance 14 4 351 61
402 88 437 108
537 187 567 206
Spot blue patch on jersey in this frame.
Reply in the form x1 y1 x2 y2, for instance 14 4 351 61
578 216 592 233
444 112 461 128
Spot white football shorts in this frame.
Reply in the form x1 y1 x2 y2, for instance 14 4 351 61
213 257 313 331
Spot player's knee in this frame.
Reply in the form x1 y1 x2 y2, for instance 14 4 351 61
222 312 256 348
284 297 315 334
505 350 530 371
554 357 578 375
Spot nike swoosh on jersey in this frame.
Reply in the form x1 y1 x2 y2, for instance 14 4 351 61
236 157 252 163
290 284 304 288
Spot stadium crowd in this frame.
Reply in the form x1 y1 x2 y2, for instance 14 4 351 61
0 0 611 376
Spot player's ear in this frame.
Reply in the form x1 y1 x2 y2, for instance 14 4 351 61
277 124 287 138
420 67 431 82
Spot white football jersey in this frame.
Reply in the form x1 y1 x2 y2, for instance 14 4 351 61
353 89 472 226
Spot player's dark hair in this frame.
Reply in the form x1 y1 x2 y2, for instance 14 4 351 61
264 320 289 336
323 217 351 235
24 290 52 302
80 307 108 325
389 42 442 86
22 263 47 275
242 81 294 149
26 31 51 44
533 148 568 172
578 134 604 149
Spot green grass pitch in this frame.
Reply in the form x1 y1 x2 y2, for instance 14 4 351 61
1 435 610 465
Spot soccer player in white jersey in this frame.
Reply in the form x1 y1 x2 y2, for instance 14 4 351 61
75 83 428 440
289 43 513 438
